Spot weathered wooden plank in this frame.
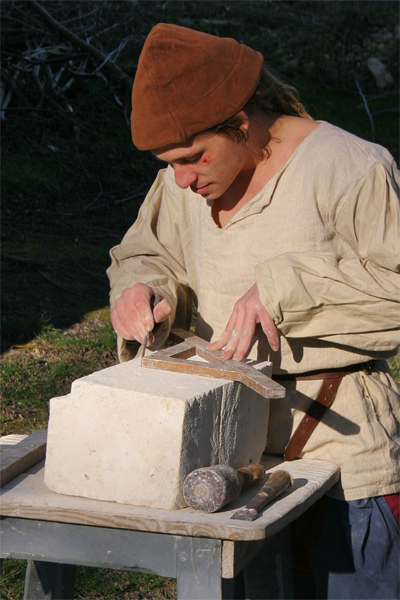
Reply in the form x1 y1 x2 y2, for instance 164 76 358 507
23 560 77 600
176 537 223 599
0 434 28 446
1 518 177 576
0 455 339 542
0 430 47 487
222 539 266 579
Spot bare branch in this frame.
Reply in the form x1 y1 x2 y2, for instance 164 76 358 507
30 1 132 88
355 80 375 136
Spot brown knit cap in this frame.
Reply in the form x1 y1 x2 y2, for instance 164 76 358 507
131 23 264 151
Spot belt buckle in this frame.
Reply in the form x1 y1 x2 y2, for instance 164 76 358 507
363 360 375 375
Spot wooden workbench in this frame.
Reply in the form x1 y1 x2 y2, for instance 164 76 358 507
0 431 339 599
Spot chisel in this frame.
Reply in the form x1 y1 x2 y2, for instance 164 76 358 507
140 293 161 367
231 469 293 521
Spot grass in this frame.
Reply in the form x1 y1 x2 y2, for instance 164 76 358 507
1 310 118 435
0 561 25 600
73 569 176 600
0 562 177 600
389 352 400 383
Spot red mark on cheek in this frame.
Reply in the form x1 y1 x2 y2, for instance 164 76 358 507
202 154 212 165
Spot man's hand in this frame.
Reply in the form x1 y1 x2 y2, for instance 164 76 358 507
207 283 279 361
110 283 171 345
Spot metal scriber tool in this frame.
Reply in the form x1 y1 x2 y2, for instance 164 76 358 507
140 293 161 367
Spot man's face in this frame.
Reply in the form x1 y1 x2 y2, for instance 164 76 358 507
153 129 252 202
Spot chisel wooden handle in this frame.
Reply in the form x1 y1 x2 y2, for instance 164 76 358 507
247 469 293 510
231 469 294 521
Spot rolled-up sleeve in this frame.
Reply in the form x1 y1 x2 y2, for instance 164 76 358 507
107 169 192 360
255 162 400 352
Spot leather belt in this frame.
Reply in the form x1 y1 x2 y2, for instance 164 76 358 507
273 361 375 461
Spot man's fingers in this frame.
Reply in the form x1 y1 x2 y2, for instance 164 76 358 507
220 328 242 360
260 316 280 352
110 310 123 337
111 304 145 342
110 284 171 344
111 309 135 341
153 298 171 325
265 328 280 352
207 283 279 360
208 325 253 361
210 296 259 360
208 327 235 351
222 306 257 360
231 326 255 361
134 288 157 330
207 330 231 351
207 307 240 353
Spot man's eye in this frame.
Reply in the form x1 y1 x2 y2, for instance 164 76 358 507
185 154 202 164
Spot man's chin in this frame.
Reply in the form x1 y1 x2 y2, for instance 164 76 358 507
200 189 218 200
191 183 213 196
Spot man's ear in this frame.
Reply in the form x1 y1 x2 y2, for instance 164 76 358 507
236 110 250 134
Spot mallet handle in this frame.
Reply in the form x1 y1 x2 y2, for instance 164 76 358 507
237 463 265 486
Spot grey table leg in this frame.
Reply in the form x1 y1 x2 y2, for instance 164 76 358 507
176 536 234 600
244 528 293 599
23 560 77 600
175 530 293 600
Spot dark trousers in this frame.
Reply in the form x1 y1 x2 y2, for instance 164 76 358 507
292 494 400 600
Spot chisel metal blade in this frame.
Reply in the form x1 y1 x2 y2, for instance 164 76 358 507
140 293 161 367
140 332 150 367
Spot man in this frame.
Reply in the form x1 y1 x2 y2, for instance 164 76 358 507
108 23 400 599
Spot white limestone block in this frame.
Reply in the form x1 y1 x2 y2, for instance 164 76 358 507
44 358 271 510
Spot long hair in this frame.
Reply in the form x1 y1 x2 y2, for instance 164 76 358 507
204 64 312 143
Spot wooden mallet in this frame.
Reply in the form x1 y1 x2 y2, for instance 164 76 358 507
183 463 265 513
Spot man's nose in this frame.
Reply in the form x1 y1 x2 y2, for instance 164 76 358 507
173 165 197 189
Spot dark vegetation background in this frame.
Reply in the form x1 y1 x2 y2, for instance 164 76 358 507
1 1 399 597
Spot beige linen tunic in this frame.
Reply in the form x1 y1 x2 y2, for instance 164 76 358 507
108 122 400 500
